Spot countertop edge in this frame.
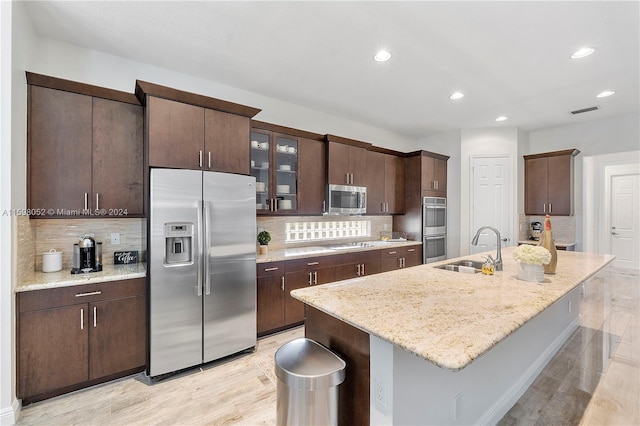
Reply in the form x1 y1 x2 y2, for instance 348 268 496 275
15 264 147 292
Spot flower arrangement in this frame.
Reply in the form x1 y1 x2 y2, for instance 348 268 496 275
513 245 551 265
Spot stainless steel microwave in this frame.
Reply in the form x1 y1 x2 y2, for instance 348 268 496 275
326 184 367 215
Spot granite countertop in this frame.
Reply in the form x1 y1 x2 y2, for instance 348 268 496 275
291 247 614 371
257 240 422 263
16 263 147 292
518 240 576 248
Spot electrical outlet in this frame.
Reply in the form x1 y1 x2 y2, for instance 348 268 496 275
454 393 462 420
374 377 386 409
111 233 121 245
383 223 389 231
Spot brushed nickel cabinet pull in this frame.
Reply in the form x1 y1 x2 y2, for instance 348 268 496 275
281 276 285 291
199 150 203 168
93 306 97 328
543 203 546 213
388 251 397 255
308 272 313 285
313 271 318 284
307 261 319 266
84 193 88 210
208 151 212 169
362 263 365 275
549 203 552 213
264 267 279 272
75 291 102 297
356 264 361 276
408 248 416 252
95 193 100 210
80 308 84 330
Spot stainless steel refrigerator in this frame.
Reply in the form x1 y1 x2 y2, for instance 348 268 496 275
149 168 257 377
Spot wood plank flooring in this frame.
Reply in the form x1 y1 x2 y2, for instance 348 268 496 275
16 266 638 425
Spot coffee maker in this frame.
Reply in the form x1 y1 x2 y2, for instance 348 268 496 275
71 235 102 274
529 221 543 241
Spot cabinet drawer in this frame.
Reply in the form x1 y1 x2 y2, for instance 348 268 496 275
286 255 339 272
256 261 286 278
18 278 146 313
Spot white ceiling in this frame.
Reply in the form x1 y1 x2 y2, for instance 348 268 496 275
22 1 640 140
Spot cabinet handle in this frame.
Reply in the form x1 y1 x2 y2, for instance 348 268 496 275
398 258 402 268
208 151 212 169
362 263 365 276
281 276 285 291
386 202 389 213
264 267 279 272
199 150 203 168
543 203 546 213
75 291 102 297
356 264 361 276
307 261 319 266
388 251 397 255
313 271 318 285
549 203 552 213
80 308 84 330
402 257 406 268
308 272 313 285
408 248 416 252
381 202 385 213
95 193 100 210
93 306 97 328
84 193 88 210
322 200 326 213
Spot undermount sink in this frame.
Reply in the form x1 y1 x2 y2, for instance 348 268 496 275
435 259 483 274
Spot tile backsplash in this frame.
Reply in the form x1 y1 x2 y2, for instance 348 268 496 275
519 214 576 243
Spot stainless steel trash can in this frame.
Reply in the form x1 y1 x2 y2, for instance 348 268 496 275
275 337 346 426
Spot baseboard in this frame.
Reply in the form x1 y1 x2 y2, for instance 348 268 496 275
0 398 20 426
479 317 579 425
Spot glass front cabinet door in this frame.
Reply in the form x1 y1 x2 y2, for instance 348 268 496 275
250 130 298 213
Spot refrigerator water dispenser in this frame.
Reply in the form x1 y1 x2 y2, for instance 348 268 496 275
164 223 193 265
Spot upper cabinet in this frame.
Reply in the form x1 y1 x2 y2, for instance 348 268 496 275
366 150 405 215
136 80 260 174
421 154 447 197
524 149 580 216
27 73 144 218
251 121 326 215
326 135 370 186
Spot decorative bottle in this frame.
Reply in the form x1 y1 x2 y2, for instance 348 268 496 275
538 215 558 274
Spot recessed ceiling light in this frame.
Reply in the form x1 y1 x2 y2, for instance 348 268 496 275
495 116 508 122
449 92 464 100
596 90 615 98
373 50 391 62
571 47 595 59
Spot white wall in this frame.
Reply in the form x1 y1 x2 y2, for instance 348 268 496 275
417 130 462 259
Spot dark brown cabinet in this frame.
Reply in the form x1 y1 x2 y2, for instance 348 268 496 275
367 151 405 214
421 155 447 197
256 261 286 336
137 80 260 174
27 75 144 217
17 278 146 404
380 246 421 272
524 149 580 216
334 250 382 281
327 138 370 186
252 122 326 215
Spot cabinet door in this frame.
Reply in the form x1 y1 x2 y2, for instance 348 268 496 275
385 154 405 214
360 250 382 275
29 86 92 213
298 137 326 214
274 134 299 212
327 142 350 185
434 158 447 194
547 155 572 215
257 274 285 335
404 246 422 268
147 96 204 169
380 249 402 272
89 295 146 380
284 270 312 325
524 157 549 215
251 130 272 212
92 98 144 215
205 109 250 175
18 304 89 398
349 146 369 187
367 151 386 214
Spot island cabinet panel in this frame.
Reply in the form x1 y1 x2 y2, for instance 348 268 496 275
147 96 205 170
256 261 286 336
17 278 146 404
524 149 579 216
305 306 370 426
28 79 145 218
327 142 369 186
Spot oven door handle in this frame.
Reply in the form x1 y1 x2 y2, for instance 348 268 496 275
424 235 446 240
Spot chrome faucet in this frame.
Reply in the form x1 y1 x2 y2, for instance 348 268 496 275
471 226 503 271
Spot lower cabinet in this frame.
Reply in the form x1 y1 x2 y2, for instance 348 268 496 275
17 278 146 404
256 262 286 336
380 246 421 272
334 250 382 281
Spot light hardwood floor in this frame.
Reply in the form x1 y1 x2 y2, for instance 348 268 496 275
16 267 638 425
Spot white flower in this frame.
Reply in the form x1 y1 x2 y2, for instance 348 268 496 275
513 245 552 265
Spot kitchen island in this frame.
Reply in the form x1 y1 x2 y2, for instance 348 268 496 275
291 248 614 425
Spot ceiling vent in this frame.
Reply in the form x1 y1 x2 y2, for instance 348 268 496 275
570 106 600 115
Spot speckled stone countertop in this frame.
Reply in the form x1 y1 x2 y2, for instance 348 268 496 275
257 240 422 263
16 263 146 292
291 247 614 371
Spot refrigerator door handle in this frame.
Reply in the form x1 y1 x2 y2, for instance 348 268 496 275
204 201 211 296
196 200 204 297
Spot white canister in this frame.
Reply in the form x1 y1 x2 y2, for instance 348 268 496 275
42 249 63 272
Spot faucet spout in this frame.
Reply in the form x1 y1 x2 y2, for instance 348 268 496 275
471 226 503 271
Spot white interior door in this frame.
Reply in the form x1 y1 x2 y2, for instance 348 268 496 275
470 156 513 254
610 173 640 270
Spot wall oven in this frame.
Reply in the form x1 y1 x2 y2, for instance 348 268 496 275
423 197 446 263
